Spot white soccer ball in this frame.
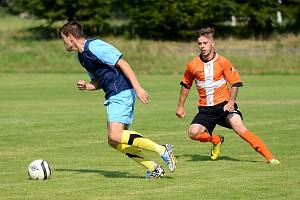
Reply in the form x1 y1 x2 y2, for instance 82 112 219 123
28 159 51 180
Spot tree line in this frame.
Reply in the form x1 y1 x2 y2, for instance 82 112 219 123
1 0 300 39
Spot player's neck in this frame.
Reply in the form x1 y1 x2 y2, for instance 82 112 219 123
75 38 86 53
200 52 216 62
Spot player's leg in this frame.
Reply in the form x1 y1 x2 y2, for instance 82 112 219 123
107 122 158 170
119 129 165 155
108 123 175 173
189 112 224 160
116 144 156 170
106 89 168 156
188 124 222 145
107 122 165 177
120 129 176 172
106 89 176 173
227 113 280 164
116 143 166 179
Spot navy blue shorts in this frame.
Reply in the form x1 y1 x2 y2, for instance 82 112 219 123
191 101 243 135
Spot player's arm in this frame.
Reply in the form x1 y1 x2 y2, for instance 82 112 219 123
224 86 239 112
176 62 194 118
223 58 243 112
116 58 149 104
176 85 190 118
77 79 102 91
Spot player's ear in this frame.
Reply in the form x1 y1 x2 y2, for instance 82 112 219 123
68 34 75 42
212 40 215 48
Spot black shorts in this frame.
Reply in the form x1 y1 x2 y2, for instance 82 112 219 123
191 101 243 135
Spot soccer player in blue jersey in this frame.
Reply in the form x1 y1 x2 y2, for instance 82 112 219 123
59 21 176 179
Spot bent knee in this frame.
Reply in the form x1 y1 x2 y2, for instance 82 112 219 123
188 125 206 139
107 137 119 148
233 126 248 136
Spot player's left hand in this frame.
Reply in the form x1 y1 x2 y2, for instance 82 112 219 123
136 87 149 104
223 100 235 112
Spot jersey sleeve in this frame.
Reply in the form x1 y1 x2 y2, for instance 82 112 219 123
223 58 243 87
88 40 122 67
180 62 194 89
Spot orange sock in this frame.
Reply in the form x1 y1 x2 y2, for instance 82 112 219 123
239 130 273 161
211 134 221 145
191 132 220 145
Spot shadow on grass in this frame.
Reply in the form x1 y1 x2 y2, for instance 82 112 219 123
55 168 142 179
54 168 173 179
177 154 263 163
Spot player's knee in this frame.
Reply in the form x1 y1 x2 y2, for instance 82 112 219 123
107 138 113 146
107 136 119 148
188 128 197 139
234 126 248 136
188 126 205 139
188 132 197 140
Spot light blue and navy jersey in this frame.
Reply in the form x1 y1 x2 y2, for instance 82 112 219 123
77 39 132 99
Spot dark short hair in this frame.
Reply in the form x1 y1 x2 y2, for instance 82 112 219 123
197 27 215 38
60 21 84 38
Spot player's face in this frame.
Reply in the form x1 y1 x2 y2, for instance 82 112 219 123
197 36 214 57
61 33 76 52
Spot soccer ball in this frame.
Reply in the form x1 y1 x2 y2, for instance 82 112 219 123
28 159 51 180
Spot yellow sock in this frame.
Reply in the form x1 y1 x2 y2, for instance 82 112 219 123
116 144 157 171
121 130 165 155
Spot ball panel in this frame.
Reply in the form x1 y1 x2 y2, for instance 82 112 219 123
40 160 47 180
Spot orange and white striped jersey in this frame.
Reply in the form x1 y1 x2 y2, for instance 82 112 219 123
181 53 243 107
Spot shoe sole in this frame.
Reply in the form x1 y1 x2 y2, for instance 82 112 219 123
163 144 177 172
145 168 165 179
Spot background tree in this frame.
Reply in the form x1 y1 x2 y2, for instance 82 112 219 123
122 0 214 39
120 0 282 39
240 0 280 37
1 0 299 39
7 0 112 35
281 0 300 32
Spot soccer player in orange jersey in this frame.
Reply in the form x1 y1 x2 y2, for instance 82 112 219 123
176 27 279 165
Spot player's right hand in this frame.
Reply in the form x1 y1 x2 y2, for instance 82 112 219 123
77 80 86 90
136 87 149 104
176 107 186 118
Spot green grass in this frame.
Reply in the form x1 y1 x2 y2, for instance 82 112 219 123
0 15 300 74
1 73 300 200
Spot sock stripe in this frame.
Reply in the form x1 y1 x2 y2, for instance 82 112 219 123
128 134 143 145
125 153 143 159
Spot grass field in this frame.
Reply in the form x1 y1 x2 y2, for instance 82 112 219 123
1 73 300 200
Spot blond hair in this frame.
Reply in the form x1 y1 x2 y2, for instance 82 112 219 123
197 27 215 39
